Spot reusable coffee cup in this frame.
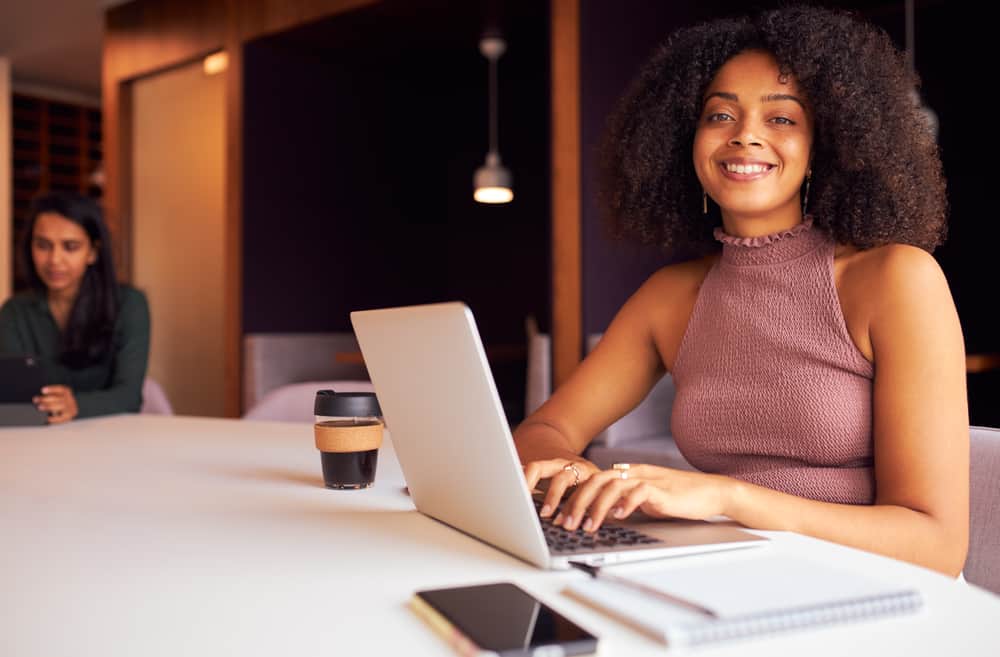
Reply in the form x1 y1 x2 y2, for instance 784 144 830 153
314 390 383 490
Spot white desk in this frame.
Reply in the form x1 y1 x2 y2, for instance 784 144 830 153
2 415 998 656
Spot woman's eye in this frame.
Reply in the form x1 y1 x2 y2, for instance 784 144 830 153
64 243 80 252
706 112 733 122
771 116 795 125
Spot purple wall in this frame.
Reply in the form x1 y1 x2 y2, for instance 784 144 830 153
242 2 551 421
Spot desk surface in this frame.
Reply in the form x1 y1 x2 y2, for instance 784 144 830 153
2 415 998 656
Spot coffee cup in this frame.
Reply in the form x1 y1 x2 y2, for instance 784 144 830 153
314 390 383 490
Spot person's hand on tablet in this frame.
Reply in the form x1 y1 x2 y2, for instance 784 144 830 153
522 457 600 518
33 385 80 424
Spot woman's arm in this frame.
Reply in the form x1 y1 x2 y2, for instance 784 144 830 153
515 260 707 510
75 288 151 417
739 245 968 574
557 245 969 576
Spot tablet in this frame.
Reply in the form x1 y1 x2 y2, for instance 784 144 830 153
0 356 49 426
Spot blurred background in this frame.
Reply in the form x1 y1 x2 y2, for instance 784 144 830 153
1 0 995 426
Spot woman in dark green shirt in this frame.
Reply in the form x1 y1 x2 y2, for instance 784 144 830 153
0 192 150 422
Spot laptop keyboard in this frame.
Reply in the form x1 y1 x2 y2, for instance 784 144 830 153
534 499 663 555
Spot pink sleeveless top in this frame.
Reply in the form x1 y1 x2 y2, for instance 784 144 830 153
670 217 875 505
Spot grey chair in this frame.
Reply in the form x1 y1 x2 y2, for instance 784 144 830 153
242 379 374 422
968 426 1000 594
243 332 369 411
140 377 174 415
523 330 693 471
524 316 552 418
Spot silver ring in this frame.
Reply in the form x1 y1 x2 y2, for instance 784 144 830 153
562 463 581 487
612 463 630 480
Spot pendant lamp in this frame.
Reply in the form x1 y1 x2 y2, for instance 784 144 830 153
474 36 513 204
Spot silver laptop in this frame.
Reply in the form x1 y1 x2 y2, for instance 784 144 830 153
350 302 767 569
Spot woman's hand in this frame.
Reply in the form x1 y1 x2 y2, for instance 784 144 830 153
33 385 80 424
553 464 734 532
522 458 601 518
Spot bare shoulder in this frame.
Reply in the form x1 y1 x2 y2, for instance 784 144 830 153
627 253 719 370
639 253 719 299
842 243 948 306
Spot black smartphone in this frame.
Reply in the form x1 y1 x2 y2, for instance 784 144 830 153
412 582 598 657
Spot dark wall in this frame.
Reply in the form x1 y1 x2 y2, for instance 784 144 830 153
580 0 997 424
242 1 550 421
580 2 698 336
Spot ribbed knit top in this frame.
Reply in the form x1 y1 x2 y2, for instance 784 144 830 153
670 217 876 505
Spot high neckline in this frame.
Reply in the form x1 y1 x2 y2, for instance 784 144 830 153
714 216 828 266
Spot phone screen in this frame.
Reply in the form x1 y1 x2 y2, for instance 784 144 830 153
415 582 597 656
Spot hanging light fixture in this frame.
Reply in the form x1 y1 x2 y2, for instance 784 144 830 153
474 35 513 204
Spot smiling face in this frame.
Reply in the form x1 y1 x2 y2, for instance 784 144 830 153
31 211 98 299
693 49 814 235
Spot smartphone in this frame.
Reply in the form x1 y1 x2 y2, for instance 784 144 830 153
411 581 598 657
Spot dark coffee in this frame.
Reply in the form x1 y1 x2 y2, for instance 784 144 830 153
320 449 378 489
314 416 383 490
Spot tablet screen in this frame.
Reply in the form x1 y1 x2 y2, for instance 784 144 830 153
0 356 48 403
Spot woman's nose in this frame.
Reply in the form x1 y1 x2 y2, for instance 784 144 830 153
729 133 762 147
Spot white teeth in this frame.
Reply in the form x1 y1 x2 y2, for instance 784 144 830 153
725 163 772 174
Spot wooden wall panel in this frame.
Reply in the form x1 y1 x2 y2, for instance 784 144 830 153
551 0 582 387
104 0 381 416
103 0 227 281
233 0 376 42
223 20 244 418
105 0 226 81
133 63 226 417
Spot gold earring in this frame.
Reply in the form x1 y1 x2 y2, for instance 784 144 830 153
702 189 708 214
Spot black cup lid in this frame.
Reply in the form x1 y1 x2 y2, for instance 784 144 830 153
314 389 381 417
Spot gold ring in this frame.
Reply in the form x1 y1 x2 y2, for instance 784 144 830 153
562 463 581 487
612 463 630 480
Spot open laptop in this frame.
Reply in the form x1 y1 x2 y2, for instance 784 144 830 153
350 302 767 569
0 356 49 427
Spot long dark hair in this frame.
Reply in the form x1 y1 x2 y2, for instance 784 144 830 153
21 192 120 368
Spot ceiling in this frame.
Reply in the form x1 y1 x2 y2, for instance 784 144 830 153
0 1 129 99
0 0 947 104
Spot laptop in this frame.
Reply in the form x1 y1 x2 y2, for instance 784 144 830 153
350 302 767 569
0 355 49 427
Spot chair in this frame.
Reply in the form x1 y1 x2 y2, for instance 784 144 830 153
242 380 375 422
522 329 693 471
140 377 174 415
580 333 693 471
968 426 1000 594
524 316 552 417
243 332 369 411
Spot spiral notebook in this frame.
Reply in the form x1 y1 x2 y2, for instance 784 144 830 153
564 553 923 648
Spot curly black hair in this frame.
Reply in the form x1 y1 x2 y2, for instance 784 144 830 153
600 4 947 254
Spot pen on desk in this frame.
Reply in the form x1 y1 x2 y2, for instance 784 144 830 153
568 561 718 619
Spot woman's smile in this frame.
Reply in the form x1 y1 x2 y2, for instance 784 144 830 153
718 160 776 181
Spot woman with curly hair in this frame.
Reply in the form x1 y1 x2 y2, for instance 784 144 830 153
514 5 967 577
